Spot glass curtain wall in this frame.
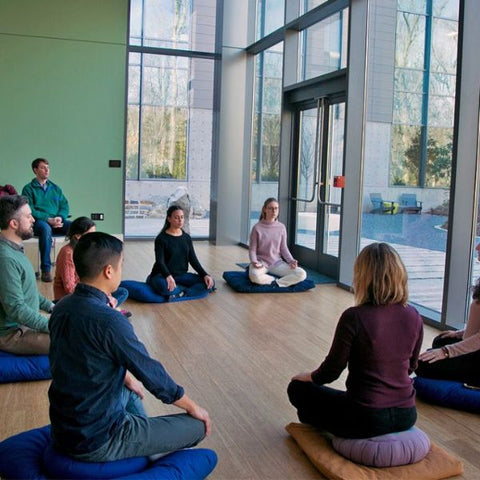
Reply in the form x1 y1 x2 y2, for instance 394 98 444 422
247 1 348 262
256 0 284 39
471 191 480 309
244 0 477 327
249 43 284 233
301 1 329 15
125 0 218 238
298 9 348 81
361 0 459 317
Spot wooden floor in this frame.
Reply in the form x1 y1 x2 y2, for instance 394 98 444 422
2 241 479 479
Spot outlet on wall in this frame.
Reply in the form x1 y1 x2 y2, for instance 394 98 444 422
91 213 104 221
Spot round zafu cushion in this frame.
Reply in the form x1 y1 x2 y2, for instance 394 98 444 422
414 376 480 413
43 443 148 479
331 427 430 467
0 425 218 480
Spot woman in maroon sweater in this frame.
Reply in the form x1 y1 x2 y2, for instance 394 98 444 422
288 242 423 438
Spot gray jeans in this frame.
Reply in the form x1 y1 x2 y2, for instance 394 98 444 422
0 327 50 355
72 387 206 462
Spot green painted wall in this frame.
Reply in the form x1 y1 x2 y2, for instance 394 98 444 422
0 0 128 234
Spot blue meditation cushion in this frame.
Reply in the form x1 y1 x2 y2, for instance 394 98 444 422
222 270 315 293
331 427 430 467
119 280 166 303
414 376 480 413
0 425 49 480
43 442 148 479
120 449 218 480
120 280 210 303
0 425 217 480
0 350 50 383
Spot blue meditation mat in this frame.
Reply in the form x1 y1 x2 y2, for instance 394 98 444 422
223 270 315 293
120 280 210 303
414 376 480 413
0 350 51 383
235 263 335 284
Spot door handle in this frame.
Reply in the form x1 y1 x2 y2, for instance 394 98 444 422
317 98 327 205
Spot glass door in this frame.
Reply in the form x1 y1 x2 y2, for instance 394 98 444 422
290 96 345 278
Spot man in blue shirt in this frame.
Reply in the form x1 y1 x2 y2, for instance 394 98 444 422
48 232 210 461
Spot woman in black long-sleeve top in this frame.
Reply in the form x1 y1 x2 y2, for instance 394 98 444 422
147 205 214 300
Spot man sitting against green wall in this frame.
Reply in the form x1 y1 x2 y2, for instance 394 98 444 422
22 158 71 282
0 195 52 355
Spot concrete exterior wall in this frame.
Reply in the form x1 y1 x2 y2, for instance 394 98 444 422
363 123 448 213
125 109 213 220
366 0 396 123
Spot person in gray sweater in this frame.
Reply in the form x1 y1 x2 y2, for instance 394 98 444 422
0 195 53 354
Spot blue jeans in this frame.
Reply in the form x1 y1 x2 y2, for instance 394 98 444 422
73 387 206 462
147 273 213 298
33 219 71 273
112 287 129 307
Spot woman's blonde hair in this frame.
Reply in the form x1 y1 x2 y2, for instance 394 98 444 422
353 242 408 306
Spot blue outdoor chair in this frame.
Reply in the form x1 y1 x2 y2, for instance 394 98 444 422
399 193 422 214
369 193 397 214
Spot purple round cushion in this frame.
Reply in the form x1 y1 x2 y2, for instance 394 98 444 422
331 427 430 467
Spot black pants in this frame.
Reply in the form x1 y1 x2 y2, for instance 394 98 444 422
416 334 480 387
287 380 416 439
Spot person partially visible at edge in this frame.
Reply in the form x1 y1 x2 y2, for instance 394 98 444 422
0 195 53 355
22 158 71 282
147 205 214 301
53 217 130 317
0 183 17 197
248 197 307 287
48 232 211 461
416 243 480 388
288 242 423 438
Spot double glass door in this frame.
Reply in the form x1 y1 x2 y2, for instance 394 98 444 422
290 96 345 278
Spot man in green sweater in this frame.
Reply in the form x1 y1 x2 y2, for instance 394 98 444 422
22 158 70 282
0 195 52 354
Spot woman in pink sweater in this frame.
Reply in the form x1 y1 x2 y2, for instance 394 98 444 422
416 244 480 387
248 198 306 287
